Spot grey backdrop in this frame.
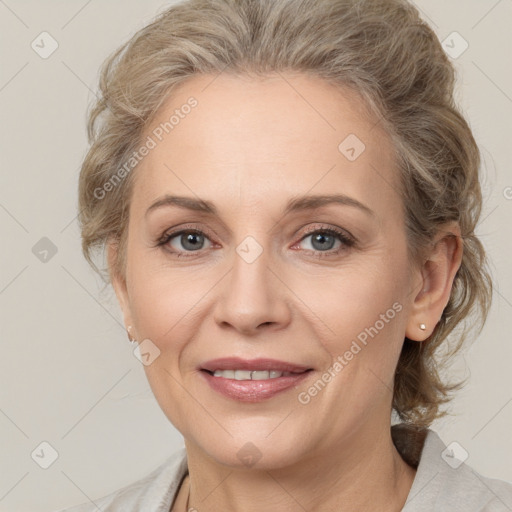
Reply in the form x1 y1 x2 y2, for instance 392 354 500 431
1 1 511 510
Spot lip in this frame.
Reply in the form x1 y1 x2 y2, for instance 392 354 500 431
199 357 313 402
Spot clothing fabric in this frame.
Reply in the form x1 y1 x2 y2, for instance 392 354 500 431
56 427 512 511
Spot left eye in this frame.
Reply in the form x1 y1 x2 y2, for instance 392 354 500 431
297 230 346 252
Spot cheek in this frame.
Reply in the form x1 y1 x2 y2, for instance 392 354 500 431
291 272 407 422
126 267 207 431
128 268 205 345
125 228 215 338
289 252 409 379
302 261 405 330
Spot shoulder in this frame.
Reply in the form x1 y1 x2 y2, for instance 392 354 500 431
54 447 188 512
397 426 512 512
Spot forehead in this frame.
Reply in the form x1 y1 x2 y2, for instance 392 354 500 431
132 72 401 220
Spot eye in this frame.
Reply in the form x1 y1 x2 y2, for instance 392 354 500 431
158 228 213 256
294 226 355 257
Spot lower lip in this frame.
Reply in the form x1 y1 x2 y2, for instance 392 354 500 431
200 370 312 402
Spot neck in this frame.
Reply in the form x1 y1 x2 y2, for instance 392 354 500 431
183 426 417 512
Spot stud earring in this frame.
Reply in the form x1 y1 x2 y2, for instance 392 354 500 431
127 325 135 342
419 323 426 331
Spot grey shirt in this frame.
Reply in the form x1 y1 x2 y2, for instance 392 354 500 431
57 428 512 511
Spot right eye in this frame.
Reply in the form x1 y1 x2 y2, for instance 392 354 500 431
158 228 214 257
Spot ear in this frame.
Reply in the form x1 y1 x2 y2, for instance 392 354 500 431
405 222 463 341
107 238 135 338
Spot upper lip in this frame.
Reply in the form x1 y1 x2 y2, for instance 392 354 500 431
200 357 312 373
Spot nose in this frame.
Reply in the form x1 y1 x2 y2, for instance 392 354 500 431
213 245 292 336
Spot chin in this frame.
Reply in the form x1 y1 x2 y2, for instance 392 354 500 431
189 424 310 471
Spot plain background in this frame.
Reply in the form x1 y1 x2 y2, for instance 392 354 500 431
0 0 511 510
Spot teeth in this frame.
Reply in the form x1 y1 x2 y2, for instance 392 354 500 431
252 371 271 380
234 370 252 380
212 369 294 380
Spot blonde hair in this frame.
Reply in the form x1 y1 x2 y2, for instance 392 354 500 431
78 0 492 428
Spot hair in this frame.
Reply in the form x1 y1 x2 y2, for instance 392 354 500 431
78 0 492 428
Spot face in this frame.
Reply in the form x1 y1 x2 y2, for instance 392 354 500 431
112 73 422 469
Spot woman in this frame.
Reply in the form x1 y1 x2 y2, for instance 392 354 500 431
58 0 512 510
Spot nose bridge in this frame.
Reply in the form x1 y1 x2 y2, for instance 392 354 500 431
213 234 291 333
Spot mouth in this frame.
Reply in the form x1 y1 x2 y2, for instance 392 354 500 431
203 369 307 380
200 357 313 378
199 357 314 402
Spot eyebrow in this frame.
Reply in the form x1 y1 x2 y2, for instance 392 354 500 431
145 195 217 217
283 194 374 217
145 193 374 218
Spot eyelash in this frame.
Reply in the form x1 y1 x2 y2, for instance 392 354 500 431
156 223 356 259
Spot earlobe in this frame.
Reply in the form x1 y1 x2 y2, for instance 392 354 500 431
405 222 463 342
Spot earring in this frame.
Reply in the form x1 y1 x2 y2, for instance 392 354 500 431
419 323 427 331
127 325 135 342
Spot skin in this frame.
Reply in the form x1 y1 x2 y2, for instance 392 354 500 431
109 72 463 511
